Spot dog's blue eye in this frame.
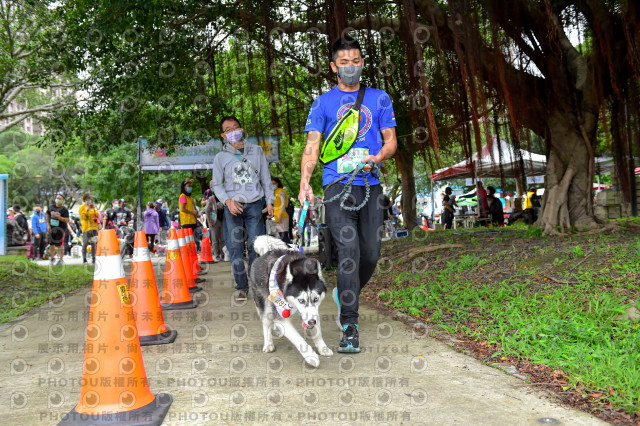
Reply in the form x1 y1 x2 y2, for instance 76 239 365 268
298 299 305 304
313 298 319 303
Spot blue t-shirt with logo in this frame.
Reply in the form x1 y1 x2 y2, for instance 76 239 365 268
304 86 396 186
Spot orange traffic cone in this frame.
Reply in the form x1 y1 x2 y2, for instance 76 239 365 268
200 227 215 263
130 231 177 346
189 228 208 279
160 228 198 310
188 227 211 278
185 228 203 274
178 229 202 293
59 229 172 425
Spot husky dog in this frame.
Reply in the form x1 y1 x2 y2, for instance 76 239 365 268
250 235 333 367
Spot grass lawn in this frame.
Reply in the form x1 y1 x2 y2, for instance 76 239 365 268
0 256 94 325
362 220 640 422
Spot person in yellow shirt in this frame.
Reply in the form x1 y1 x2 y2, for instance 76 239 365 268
523 187 541 224
78 192 100 264
179 178 199 230
271 177 290 244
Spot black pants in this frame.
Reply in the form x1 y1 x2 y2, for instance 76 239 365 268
324 183 384 325
442 210 453 229
34 234 47 257
147 234 156 252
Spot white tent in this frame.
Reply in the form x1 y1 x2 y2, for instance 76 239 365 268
431 136 547 181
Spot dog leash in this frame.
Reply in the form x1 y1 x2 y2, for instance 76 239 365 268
323 160 379 210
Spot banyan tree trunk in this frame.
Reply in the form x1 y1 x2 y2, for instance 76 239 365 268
394 147 418 230
535 110 599 233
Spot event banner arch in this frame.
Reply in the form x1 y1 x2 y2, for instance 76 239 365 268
139 136 280 172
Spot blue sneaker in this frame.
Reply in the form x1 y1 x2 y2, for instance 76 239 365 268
338 323 360 353
332 287 341 330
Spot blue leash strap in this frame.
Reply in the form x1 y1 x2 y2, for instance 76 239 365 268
297 200 309 236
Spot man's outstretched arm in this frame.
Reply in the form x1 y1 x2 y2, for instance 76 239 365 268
299 130 322 205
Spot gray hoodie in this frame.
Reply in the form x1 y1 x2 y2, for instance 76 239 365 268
212 142 275 206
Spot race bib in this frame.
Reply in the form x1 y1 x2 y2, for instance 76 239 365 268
337 148 369 174
50 219 60 227
39 218 45 223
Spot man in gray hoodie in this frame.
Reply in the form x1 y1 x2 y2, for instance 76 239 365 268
212 115 275 301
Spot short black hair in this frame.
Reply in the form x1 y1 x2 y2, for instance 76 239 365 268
487 186 496 195
331 35 362 62
219 115 242 133
271 177 283 189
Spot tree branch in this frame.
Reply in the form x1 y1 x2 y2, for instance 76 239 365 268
254 15 401 34
0 114 29 133
251 36 332 83
0 100 65 119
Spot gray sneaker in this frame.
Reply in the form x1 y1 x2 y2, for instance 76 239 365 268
50 258 56 265
56 259 64 266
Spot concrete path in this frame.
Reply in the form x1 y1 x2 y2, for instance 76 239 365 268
1 258 607 425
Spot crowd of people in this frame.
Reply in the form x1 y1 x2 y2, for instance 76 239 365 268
437 181 543 229
4 167 300 271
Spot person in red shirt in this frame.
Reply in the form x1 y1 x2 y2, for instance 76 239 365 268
476 181 489 226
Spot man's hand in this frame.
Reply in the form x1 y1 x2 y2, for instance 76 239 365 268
299 183 315 206
361 155 378 172
226 199 243 216
51 211 59 219
35 234 40 239
266 204 274 218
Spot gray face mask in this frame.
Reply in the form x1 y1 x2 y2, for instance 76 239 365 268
337 64 363 86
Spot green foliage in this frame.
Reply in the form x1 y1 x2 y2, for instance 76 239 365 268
81 144 193 209
376 230 640 414
525 226 543 238
0 129 85 210
0 1 76 131
0 155 15 175
0 256 93 324
572 245 585 257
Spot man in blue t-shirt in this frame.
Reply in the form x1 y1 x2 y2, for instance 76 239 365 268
299 35 397 353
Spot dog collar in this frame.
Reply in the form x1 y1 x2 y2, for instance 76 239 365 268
268 254 298 318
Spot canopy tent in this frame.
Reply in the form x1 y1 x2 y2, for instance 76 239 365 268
593 156 640 175
431 136 547 181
